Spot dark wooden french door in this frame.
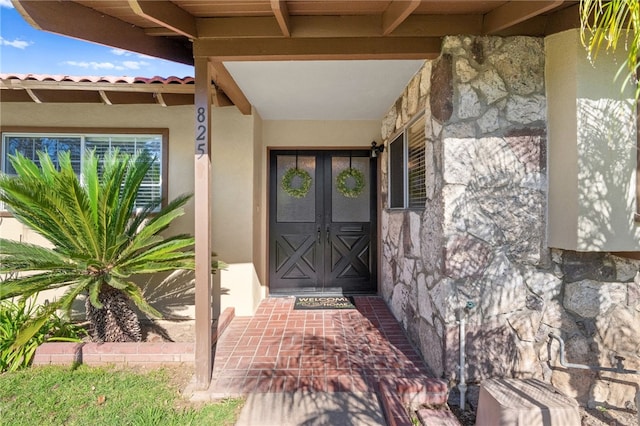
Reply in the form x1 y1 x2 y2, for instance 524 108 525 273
269 150 377 295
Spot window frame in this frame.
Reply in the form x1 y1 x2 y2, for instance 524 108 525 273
0 126 169 217
387 113 427 210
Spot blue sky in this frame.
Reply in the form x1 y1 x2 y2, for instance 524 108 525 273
0 1 193 77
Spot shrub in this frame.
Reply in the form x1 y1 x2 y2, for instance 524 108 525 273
0 297 85 372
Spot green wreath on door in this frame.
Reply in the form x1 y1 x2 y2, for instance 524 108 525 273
336 167 365 198
281 167 312 198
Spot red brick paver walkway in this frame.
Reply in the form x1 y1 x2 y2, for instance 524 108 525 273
207 296 434 396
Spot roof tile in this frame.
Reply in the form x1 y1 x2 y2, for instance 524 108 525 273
0 74 194 85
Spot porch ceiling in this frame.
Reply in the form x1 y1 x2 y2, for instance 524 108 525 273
12 0 580 119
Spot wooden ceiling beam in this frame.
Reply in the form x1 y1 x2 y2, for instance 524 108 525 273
98 90 113 105
544 3 580 35
197 15 480 38
393 14 483 36
145 27 179 37
270 0 291 37
12 0 193 65
210 62 252 115
483 0 565 34
154 92 167 107
197 17 282 38
194 37 440 61
382 0 421 36
291 16 379 38
212 87 234 108
128 0 198 39
25 88 42 104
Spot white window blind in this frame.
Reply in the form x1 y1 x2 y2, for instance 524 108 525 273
1 132 164 211
407 116 427 208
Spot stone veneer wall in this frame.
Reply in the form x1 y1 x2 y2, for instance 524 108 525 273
380 35 640 411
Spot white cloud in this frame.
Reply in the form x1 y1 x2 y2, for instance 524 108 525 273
110 48 131 56
64 60 122 71
63 59 154 73
122 60 149 70
0 37 31 49
0 0 14 8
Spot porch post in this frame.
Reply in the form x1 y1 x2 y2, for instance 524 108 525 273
194 56 213 389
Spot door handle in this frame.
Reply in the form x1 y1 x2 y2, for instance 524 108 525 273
317 225 321 244
326 225 330 243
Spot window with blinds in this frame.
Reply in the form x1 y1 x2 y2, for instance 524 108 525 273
1 130 166 212
387 113 426 210
407 116 427 208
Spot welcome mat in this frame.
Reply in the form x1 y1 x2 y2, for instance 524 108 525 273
293 296 356 310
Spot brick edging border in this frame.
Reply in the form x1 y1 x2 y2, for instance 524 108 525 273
32 307 235 368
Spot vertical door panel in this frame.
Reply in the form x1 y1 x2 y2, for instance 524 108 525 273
270 153 322 293
324 154 374 294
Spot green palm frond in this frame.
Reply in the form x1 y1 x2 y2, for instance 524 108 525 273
0 239 74 271
108 154 153 245
118 194 192 259
121 284 162 318
118 235 195 267
581 0 640 98
0 273 87 300
58 277 94 318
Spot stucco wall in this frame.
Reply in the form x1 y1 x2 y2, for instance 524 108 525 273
547 29 639 251
261 120 381 149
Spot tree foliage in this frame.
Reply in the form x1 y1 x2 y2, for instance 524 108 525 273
581 0 640 99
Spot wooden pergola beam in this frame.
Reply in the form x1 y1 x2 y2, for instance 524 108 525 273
544 3 580 35
98 90 113 105
483 0 565 35
24 88 41 104
270 0 291 37
194 37 441 61
210 62 251 115
382 0 421 36
154 92 167 107
394 15 483 37
212 87 234 108
196 15 485 39
197 17 282 38
13 0 193 65
128 0 198 39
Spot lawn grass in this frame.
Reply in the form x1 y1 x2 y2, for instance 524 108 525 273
0 365 244 426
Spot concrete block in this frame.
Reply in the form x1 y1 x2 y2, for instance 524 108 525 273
476 378 580 426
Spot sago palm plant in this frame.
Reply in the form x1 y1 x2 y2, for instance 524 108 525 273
0 150 200 343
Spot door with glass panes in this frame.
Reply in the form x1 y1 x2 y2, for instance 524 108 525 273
269 150 377 295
